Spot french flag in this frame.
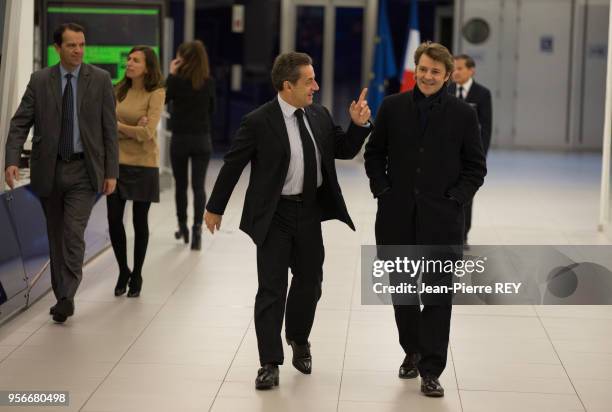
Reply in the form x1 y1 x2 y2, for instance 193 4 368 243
400 0 420 92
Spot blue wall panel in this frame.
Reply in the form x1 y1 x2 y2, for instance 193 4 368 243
0 186 109 325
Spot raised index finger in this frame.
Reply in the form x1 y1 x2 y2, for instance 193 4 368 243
357 88 368 103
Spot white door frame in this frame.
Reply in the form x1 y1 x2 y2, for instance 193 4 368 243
0 0 34 192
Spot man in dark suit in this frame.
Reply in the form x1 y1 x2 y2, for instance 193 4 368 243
204 52 371 390
365 42 486 397
448 54 492 247
4 23 118 323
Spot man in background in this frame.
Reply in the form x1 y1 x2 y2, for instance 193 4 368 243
4 23 118 323
448 54 492 248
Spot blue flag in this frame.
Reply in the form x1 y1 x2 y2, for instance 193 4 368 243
369 0 397 117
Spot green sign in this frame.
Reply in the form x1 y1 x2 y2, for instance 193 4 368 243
47 46 160 84
47 7 159 15
46 3 161 83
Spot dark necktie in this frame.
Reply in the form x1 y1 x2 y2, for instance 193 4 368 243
294 109 317 204
59 73 74 160
458 86 465 100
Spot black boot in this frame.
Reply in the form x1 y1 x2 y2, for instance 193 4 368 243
127 272 142 298
174 222 189 244
191 224 202 251
114 269 132 296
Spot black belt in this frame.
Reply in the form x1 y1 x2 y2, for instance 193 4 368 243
57 152 85 162
280 194 303 202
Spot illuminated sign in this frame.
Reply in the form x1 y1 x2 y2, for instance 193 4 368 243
45 3 162 83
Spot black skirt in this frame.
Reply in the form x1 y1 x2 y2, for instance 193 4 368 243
117 165 160 203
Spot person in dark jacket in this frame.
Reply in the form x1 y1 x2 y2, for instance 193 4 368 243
166 40 216 250
365 42 486 397
448 54 492 247
204 52 371 390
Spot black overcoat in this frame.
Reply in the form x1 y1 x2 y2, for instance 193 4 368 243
365 90 487 245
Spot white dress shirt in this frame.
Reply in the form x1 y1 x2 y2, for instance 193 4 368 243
456 77 473 100
277 95 323 195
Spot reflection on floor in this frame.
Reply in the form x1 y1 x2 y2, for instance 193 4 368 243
0 150 610 411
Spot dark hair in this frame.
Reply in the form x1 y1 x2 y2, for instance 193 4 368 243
271 52 313 92
414 41 454 75
53 23 85 47
176 40 211 90
454 54 476 69
115 46 164 102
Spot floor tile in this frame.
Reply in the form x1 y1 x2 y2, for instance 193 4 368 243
0 151 608 410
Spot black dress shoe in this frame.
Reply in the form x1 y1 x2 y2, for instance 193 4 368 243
127 273 142 298
287 339 312 374
49 305 56 315
255 364 279 390
421 376 444 397
399 353 420 379
114 269 131 296
52 312 68 323
55 298 74 315
52 298 74 323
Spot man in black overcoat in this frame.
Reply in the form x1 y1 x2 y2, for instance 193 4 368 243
364 42 486 397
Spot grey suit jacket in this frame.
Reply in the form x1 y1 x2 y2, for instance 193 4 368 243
5 63 119 196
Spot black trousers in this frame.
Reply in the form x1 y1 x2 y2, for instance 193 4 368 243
106 193 151 277
39 159 96 301
388 217 454 378
393 302 452 378
255 198 324 366
464 199 473 241
170 133 211 226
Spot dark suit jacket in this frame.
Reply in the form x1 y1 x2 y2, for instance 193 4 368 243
364 91 486 245
5 63 119 196
206 98 371 246
448 80 492 154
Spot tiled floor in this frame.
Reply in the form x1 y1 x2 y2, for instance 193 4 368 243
0 150 610 411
